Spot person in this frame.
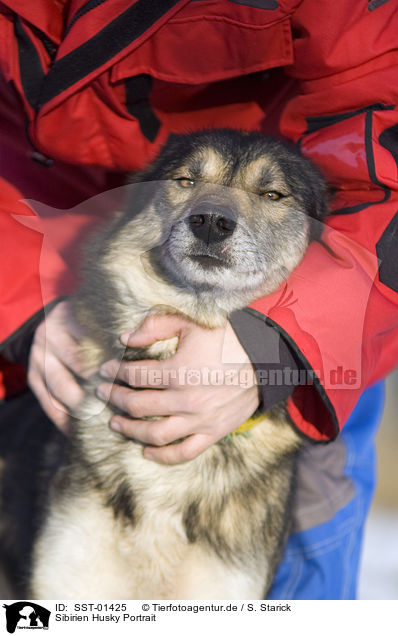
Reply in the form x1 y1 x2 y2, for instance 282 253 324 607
0 0 397 598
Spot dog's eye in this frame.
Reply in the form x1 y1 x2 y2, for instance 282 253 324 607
262 191 284 201
176 178 195 188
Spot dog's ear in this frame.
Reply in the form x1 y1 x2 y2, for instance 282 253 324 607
295 156 330 241
132 133 194 184
273 144 329 241
121 135 191 220
277 147 329 222
122 173 161 221
300 159 329 222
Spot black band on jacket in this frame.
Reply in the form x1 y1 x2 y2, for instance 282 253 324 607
37 0 184 109
124 75 161 142
14 17 45 111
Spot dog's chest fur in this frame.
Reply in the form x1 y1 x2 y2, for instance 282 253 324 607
41 384 299 598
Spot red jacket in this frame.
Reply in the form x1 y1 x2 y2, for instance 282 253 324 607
0 0 397 441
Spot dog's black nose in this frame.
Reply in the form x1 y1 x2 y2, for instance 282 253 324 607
188 207 236 243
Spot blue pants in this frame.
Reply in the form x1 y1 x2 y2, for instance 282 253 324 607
268 382 385 600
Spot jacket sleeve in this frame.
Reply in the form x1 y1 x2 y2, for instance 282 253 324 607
0 66 118 398
0 186 68 397
247 0 398 441
0 181 72 343
229 309 306 414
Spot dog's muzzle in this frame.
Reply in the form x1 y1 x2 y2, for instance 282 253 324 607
186 205 236 244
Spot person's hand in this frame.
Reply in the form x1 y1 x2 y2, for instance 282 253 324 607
98 314 260 464
27 300 86 433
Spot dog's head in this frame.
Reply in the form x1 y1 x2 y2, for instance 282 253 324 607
100 130 328 322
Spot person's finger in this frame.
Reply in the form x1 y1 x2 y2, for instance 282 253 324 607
110 414 198 446
96 383 182 418
120 313 191 347
27 371 70 433
143 433 215 465
40 353 85 409
35 321 87 379
48 336 86 378
100 359 174 388
43 299 86 342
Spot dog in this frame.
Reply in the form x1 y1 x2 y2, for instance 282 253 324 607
28 129 328 599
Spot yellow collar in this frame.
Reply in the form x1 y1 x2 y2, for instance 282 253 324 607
230 413 264 436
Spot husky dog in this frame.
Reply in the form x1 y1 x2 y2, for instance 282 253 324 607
30 130 328 599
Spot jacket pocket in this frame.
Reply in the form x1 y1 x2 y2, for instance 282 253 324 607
299 104 395 213
110 1 294 86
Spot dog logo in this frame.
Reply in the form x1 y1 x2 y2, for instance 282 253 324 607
2 602 50 633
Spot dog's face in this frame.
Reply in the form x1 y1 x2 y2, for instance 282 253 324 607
132 131 327 301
